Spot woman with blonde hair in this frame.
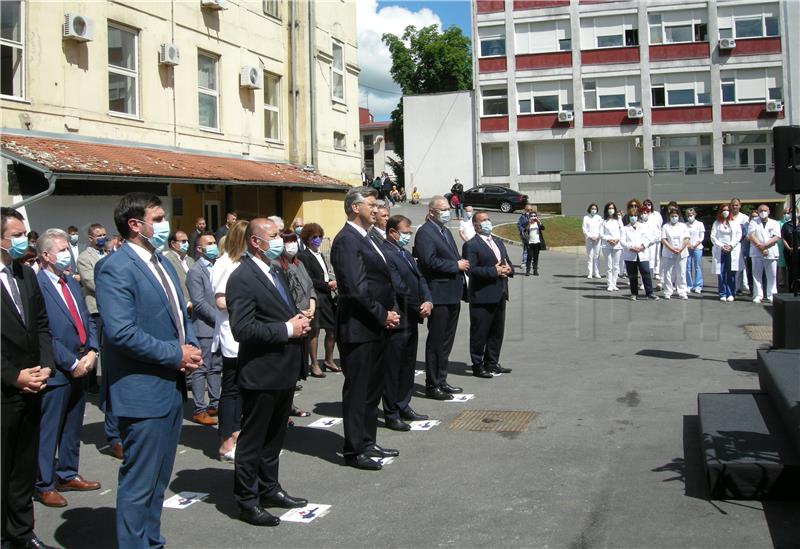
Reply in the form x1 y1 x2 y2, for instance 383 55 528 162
211 219 249 461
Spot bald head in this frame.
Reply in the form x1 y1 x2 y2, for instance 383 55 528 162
246 218 278 253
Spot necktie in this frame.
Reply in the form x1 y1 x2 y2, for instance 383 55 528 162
399 247 415 271
58 277 87 345
3 266 25 323
441 226 458 255
486 237 501 262
150 255 184 345
270 266 292 309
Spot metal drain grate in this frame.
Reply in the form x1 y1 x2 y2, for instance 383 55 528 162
447 410 536 432
743 324 772 342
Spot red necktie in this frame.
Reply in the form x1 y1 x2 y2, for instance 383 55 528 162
59 277 87 345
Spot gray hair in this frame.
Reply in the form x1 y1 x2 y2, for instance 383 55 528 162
37 228 68 257
267 215 284 230
428 195 446 211
344 186 377 213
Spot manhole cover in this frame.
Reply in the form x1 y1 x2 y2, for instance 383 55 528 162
447 410 536 432
743 325 772 342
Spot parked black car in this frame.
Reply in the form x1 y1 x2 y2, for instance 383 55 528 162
445 185 529 213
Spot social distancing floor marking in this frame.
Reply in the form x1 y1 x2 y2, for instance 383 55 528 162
163 492 208 509
308 417 343 428
280 504 332 523
446 394 474 402
409 420 440 430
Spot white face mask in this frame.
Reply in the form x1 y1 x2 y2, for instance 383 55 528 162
284 242 299 257
686 216 695 223
641 213 649 222
590 209 598 215
758 211 769 220
608 208 615 216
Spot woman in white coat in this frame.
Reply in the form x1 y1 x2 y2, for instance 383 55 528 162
660 207 690 299
621 204 659 301
684 207 705 293
711 203 742 301
582 203 603 278
600 202 623 291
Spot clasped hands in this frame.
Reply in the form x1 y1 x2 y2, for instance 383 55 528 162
16 365 52 394
495 262 512 278
289 314 312 338
71 350 97 378
180 345 203 373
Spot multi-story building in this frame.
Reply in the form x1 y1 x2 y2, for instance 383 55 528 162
472 0 799 214
359 107 398 182
1 0 361 236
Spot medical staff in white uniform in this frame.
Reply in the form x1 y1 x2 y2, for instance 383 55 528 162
748 203 782 303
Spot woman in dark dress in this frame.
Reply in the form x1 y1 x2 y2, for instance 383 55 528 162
297 223 340 377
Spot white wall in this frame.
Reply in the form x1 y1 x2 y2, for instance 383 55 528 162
403 91 475 199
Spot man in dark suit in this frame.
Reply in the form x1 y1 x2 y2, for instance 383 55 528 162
163 230 195 308
34 229 101 508
95 193 202 549
331 187 400 470
185 232 221 426
413 196 469 400
1 207 55 549
186 217 206 260
226 218 311 526
380 215 432 431
215 211 237 242
462 211 513 378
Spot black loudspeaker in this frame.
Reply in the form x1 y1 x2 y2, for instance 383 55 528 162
774 126 800 194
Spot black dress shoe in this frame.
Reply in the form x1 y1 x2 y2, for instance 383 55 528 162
425 388 453 400
489 365 512 374
400 408 428 421
239 505 280 526
366 444 399 457
472 367 493 378
384 418 411 431
23 538 57 549
439 382 463 394
344 453 382 470
260 489 308 509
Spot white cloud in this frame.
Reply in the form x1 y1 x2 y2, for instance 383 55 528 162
357 0 442 121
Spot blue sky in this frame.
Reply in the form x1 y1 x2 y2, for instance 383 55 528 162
358 1 472 121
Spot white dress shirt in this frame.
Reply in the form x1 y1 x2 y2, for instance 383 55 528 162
211 253 240 357
459 218 476 240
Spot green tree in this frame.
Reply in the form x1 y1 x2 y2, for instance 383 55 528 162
381 24 472 186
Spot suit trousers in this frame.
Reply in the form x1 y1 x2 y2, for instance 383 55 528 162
116 390 182 549
469 301 506 371
383 324 419 420
95 313 121 446
233 388 293 509
219 356 242 439
190 337 222 414
424 304 460 390
36 378 86 492
339 338 386 456
1 395 40 545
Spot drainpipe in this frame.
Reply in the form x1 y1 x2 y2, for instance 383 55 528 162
11 172 58 209
290 0 299 164
308 0 317 168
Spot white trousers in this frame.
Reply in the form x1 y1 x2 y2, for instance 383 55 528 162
604 248 621 288
585 238 602 277
751 256 777 299
662 254 688 297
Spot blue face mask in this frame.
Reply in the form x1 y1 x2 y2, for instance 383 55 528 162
257 237 284 260
3 236 29 259
479 220 493 236
438 210 451 224
398 232 412 248
95 236 107 249
138 219 170 249
69 234 79 246
178 242 189 254
54 250 72 272
629 215 638 224
203 244 219 260
294 226 303 236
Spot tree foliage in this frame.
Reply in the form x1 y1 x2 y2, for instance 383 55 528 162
381 25 472 185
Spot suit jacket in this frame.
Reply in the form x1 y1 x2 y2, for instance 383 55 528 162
162 250 194 304
95 243 198 418
226 255 304 391
35 270 99 387
297 248 333 299
76 246 105 314
413 219 465 305
1 262 55 402
330 223 396 343
380 238 432 329
186 258 216 339
462 234 512 304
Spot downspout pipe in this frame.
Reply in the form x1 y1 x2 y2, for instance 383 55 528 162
290 0 298 164
11 171 57 209
308 0 317 168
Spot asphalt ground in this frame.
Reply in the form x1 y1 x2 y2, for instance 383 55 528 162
32 203 799 548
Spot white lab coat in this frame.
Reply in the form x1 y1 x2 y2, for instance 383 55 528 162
582 214 603 240
685 219 705 248
600 218 623 250
661 223 690 259
711 221 742 275
621 223 653 262
747 218 782 260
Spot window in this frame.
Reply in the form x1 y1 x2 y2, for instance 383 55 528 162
597 34 623 48
518 80 572 114
481 143 509 177
482 88 508 116
534 95 559 112
0 0 23 98
519 141 575 175
559 38 571 51
735 18 762 38
720 67 782 104
721 77 735 103
263 72 280 141
331 40 345 103
582 14 637 50
516 19 570 55
198 52 219 129
651 72 710 107
625 29 639 46
719 4 780 39
584 76 640 110
665 25 692 43
584 81 597 110
108 23 138 116
667 89 695 105
263 0 280 19
479 26 505 57
333 131 346 151
648 10 708 44
723 133 772 172
599 94 625 109
653 135 711 174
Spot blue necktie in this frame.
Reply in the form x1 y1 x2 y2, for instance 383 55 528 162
270 267 292 309
399 247 415 270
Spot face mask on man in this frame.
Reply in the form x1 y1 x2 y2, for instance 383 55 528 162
438 210 451 224
397 232 412 248
479 220 493 236
785 213 793 222
284 242 299 257
53 250 72 272
686 216 695 223
257 236 283 260
465 212 473 220
2 236 29 259
178 242 189 254
294 226 303 236
138 219 170 249
203 244 219 260
94 236 107 249
759 211 769 220
68 234 79 246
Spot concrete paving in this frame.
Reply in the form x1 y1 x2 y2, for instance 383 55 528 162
33 203 799 548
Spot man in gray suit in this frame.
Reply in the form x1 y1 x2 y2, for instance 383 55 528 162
163 230 195 310
76 223 122 458
185 233 222 426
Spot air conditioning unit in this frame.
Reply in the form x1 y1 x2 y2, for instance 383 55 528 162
766 99 784 112
719 38 736 50
63 13 93 42
653 136 662 148
557 110 574 123
723 133 734 145
584 140 593 153
159 44 180 66
627 107 644 119
201 0 226 9
240 66 263 89
634 136 642 149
